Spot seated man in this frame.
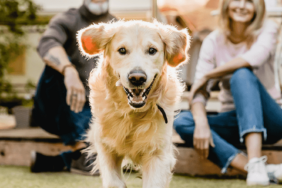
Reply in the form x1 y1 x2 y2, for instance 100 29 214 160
30 0 115 175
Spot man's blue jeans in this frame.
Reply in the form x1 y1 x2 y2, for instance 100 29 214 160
32 66 92 170
174 68 282 173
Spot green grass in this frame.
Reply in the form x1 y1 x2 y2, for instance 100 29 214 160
0 166 279 188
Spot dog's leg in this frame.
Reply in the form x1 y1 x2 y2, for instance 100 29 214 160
142 153 175 188
96 143 126 188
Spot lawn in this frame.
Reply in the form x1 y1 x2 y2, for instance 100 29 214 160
0 166 278 188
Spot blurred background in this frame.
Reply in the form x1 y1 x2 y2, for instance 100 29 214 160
0 0 282 179
1 0 282 116
0 0 221 102
0 1 282 128
1 0 282 114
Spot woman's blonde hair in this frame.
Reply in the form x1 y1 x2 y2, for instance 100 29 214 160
219 0 266 46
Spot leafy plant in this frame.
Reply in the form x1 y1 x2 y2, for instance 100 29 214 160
24 79 36 93
0 0 40 98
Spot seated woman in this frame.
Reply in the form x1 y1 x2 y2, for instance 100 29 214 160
174 0 282 186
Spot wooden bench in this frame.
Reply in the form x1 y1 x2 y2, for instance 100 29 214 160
0 127 281 178
173 131 282 176
0 92 281 177
0 128 71 166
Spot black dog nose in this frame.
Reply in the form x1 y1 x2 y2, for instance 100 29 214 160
128 70 147 86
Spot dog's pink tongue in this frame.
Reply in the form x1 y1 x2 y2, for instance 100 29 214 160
132 95 143 102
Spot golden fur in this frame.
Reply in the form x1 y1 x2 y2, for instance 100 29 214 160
77 20 190 188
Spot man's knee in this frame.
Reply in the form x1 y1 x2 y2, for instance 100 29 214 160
230 68 257 86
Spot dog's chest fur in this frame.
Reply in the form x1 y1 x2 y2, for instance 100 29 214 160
100 108 167 163
88 63 182 163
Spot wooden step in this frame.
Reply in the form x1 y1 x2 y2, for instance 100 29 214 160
1 127 282 177
173 131 282 176
174 147 282 176
179 91 221 112
0 128 71 166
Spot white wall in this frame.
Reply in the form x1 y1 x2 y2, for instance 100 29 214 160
110 0 151 12
33 0 83 13
33 0 152 14
6 32 45 85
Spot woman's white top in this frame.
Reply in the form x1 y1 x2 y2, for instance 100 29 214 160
192 20 281 112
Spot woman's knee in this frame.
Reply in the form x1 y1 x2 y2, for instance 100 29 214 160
230 68 257 86
173 111 195 135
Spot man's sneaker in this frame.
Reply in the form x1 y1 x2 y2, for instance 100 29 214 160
244 156 270 186
30 151 66 172
267 164 282 183
70 152 99 176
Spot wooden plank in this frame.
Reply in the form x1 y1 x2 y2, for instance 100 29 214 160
0 140 71 166
174 147 282 176
174 147 244 176
0 114 16 130
0 128 62 142
0 128 59 139
173 130 282 176
0 123 282 177
180 91 221 112
173 131 282 150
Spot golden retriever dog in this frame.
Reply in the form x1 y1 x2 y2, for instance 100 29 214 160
77 20 190 188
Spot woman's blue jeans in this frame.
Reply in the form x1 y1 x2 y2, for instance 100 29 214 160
174 68 282 173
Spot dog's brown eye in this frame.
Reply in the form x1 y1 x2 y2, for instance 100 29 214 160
118 48 126 55
149 48 157 55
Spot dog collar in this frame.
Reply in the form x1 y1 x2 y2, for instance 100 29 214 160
157 104 168 124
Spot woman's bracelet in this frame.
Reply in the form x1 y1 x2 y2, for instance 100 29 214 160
61 64 75 75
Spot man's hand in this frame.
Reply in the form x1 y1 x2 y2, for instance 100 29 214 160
42 47 86 113
64 67 86 113
193 119 215 159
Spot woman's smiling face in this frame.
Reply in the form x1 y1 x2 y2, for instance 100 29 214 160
228 0 255 23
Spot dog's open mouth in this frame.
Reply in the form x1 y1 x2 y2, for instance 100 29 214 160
123 75 157 108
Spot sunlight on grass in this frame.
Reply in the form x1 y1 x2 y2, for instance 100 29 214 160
0 166 278 188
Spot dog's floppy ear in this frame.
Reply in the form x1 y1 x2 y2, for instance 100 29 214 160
155 21 190 67
77 23 112 57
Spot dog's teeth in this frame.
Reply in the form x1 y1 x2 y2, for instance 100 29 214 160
116 80 122 87
125 74 157 106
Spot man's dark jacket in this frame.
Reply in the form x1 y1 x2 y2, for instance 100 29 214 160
37 5 116 96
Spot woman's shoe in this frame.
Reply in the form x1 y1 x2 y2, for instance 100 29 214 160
267 164 282 183
245 156 270 186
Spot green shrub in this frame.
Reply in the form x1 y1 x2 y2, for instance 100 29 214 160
0 0 40 99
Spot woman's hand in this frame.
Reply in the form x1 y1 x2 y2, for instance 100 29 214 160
193 119 215 159
188 76 208 104
64 67 86 113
